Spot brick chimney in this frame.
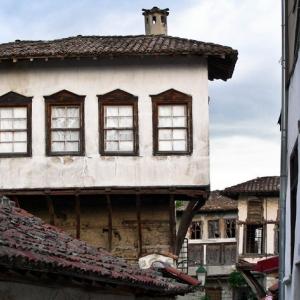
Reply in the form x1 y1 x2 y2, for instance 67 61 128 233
142 7 169 35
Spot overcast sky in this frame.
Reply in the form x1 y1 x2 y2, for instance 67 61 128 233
0 0 281 190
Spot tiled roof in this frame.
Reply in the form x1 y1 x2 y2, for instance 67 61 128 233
177 191 237 212
0 203 191 296
223 176 280 197
0 35 238 81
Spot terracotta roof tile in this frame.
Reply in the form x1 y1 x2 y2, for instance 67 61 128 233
0 35 238 81
177 191 237 212
0 204 190 295
223 176 280 197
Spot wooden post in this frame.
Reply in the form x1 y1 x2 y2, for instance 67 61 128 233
106 194 113 252
75 194 81 239
136 194 143 257
46 195 55 226
169 194 176 254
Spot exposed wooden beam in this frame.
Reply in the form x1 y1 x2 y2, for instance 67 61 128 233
106 194 113 252
75 194 81 239
169 195 176 254
136 194 143 257
175 195 207 256
46 195 55 226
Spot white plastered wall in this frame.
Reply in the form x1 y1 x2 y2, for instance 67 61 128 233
285 47 300 299
0 58 209 190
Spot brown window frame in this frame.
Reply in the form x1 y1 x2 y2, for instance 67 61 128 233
151 89 193 156
0 92 32 158
208 219 220 238
244 223 265 255
224 218 236 238
190 221 202 239
44 90 85 156
98 89 139 156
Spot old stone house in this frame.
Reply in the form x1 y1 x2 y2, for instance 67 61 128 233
223 176 279 295
0 7 237 262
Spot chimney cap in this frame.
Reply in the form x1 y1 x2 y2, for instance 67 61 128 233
142 7 169 16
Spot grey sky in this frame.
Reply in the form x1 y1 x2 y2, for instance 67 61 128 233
0 0 281 189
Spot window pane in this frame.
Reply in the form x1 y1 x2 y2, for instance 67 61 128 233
52 107 66 118
0 132 13 142
0 120 13 130
159 141 172 151
106 130 118 141
105 106 118 117
173 129 186 140
158 106 172 116
0 143 12 153
158 117 172 127
52 142 64 152
66 131 79 141
119 106 132 116
173 140 186 151
67 117 79 128
119 130 133 141
0 108 13 118
52 131 65 142
13 107 27 118
173 105 186 116
14 119 27 129
52 117 66 128
119 141 133 151
67 107 79 117
158 129 172 140
119 117 133 128
14 131 27 142
13 142 27 153
105 141 118 151
105 117 118 128
173 117 186 127
66 142 79 152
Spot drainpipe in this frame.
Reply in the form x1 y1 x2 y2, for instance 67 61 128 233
279 0 288 299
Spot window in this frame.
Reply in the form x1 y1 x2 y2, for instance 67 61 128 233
0 92 32 157
98 89 138 156
45 90 85 156
208 220 220 238
290 140 298 269
224 219 236 238
151 89 192 155
245 224 264 254
190 221 202 239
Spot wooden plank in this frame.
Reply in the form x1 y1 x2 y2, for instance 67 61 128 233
175 195 207 256
169 195 176 253
106 195 113 252
46 196 55 226
75 194 81 239
136 194 143 257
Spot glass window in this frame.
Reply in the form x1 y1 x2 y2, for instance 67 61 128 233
50 106 80 153
104 105 134 152
0 107 28 154
190 221 202 239
151 89 192 155
208 220 220 238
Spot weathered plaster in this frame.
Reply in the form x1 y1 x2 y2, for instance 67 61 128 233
0 58 209 190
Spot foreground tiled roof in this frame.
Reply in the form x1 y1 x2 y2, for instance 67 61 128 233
0 203 191 296
0 35 238 81
223 176 280 197
177 191 237 212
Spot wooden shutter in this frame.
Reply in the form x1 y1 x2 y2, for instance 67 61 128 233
247 199 263 222
206 244 221 265
224 244 236 265
188 244 203 266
